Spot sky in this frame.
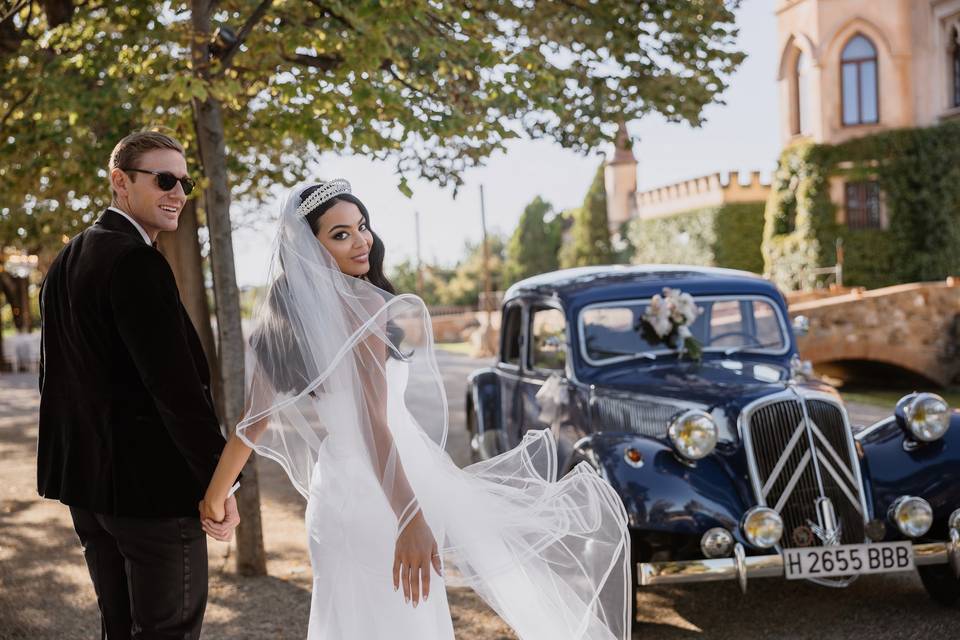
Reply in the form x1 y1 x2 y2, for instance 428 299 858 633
232 1 781 288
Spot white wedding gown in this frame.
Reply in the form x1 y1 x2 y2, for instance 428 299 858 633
302 359 628 640
304 359 455 638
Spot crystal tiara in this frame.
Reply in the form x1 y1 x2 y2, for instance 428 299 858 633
296 179 352 218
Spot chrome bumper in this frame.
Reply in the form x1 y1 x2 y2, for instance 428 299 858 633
638 529 960 593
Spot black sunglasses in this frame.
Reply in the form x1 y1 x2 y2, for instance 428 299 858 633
122 168 195 195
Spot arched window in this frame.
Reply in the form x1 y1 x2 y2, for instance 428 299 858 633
841 34 878 126
793 50 811 135
952 26 960 108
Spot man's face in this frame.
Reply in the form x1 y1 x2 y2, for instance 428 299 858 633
110 148 189 240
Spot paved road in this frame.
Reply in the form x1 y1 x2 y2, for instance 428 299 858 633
2 353 954 639
434 350 955 639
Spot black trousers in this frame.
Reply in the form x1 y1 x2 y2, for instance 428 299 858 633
69 506 208 640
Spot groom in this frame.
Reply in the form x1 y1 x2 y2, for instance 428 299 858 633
38 131 240 639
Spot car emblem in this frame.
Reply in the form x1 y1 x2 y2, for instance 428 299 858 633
808 497 842 545
792 525 814 547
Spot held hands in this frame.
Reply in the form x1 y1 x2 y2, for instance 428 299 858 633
198 494 240 542
393 509 442 608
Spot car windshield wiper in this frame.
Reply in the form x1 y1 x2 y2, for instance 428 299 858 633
592 347 660 361
723 340 785 356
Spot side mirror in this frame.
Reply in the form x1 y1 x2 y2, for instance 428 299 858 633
792 314 810 337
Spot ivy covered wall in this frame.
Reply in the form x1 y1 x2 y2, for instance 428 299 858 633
625 201 766 274
763 122 960 291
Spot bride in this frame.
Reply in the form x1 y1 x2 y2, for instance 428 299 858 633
199 180 631 639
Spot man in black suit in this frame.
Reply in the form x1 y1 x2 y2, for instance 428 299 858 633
38 131 240 639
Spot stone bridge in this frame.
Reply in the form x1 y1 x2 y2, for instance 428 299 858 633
790 279 960 388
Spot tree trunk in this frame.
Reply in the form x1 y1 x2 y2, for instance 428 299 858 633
0 272 29 332
191 0 267 577
157 198 225 417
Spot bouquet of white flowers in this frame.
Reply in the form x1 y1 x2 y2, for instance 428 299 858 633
637 287 704 361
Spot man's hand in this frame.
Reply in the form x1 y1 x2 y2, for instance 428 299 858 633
199 494 240 542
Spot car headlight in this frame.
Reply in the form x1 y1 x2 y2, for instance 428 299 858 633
668 410 718 460
889 496 933 538
950 508 960 532
900 392 950 442
741 507 784 549
700 527 734 558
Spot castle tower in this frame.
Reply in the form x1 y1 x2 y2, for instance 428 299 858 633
604 122 637 239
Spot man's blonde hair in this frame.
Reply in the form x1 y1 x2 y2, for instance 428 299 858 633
109 131 185 194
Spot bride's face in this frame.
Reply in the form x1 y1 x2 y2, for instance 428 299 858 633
314 199 374 277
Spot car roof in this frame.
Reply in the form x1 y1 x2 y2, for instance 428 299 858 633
504 264 784 307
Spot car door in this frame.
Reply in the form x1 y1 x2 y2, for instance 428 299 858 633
496 300 526 449
519 303 569 436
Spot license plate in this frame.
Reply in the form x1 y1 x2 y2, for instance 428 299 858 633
783 541 914 580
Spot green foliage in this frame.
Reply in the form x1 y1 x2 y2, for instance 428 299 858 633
388 236 506 308
503 196 562 286
625 202 766 273
1 0 746 259
763 122 960 290
559 164 613 268
435 235 507 307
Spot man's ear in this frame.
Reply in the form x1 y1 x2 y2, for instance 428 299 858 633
110 167 130 199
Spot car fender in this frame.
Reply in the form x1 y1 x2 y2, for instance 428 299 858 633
570 433 755 542
856 412 960 539
466 368 501 437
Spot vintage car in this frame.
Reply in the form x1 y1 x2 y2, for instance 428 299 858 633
465 265 960 618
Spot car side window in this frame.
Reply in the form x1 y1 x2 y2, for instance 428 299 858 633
501 303 522 366
530 307 567 372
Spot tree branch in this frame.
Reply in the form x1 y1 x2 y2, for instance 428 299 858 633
217 0 274 71
282 50 343 72
304 0 355 31
0 87 33 130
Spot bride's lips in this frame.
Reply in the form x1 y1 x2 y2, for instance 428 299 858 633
351 253 369 263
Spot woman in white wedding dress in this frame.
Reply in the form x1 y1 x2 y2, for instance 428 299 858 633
200 181 631 640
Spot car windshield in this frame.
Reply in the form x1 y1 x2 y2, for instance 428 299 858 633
580 296 788 365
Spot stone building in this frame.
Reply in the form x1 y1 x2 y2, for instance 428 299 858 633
605 0 960 285
763 0 960 291
773 0 960 239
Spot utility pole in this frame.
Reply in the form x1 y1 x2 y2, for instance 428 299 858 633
479 185 493 316
414 210 424 296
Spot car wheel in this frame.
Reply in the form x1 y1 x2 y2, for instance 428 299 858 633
919 565 960 606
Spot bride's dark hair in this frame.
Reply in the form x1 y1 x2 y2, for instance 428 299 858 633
299 188 396 295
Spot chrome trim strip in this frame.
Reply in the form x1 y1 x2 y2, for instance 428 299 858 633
814 449 864 515
854 416 896 440
761 421 808 498
791 386 828 511
811 422 859 488
773 449 812 513
638 541 956 587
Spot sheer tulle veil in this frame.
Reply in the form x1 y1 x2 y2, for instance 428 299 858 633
236 182 631 640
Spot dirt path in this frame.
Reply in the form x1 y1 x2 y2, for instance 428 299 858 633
0 371 515 640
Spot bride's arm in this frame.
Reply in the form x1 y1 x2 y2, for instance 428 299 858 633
356 332 441 606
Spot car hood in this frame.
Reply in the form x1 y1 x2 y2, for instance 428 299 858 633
583 359 823 408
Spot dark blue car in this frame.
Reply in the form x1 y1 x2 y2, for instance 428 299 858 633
466 265 960 618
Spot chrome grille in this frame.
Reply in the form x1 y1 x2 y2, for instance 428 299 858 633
590 395 679 438
744 394 865 548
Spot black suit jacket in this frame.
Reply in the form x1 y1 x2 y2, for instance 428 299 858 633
38 209 228 517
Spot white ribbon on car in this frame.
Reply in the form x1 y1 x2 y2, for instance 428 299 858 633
536 373 567 430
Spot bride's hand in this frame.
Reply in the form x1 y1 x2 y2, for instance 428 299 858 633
393 510 442 607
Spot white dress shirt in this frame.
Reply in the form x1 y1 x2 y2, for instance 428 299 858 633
107 206 152 245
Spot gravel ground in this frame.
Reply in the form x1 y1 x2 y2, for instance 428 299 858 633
1 356 956 639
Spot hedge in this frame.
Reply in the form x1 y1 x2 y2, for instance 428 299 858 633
763 121 960 291
625 201 766 274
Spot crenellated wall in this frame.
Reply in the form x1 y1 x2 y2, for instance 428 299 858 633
634 171 770 220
